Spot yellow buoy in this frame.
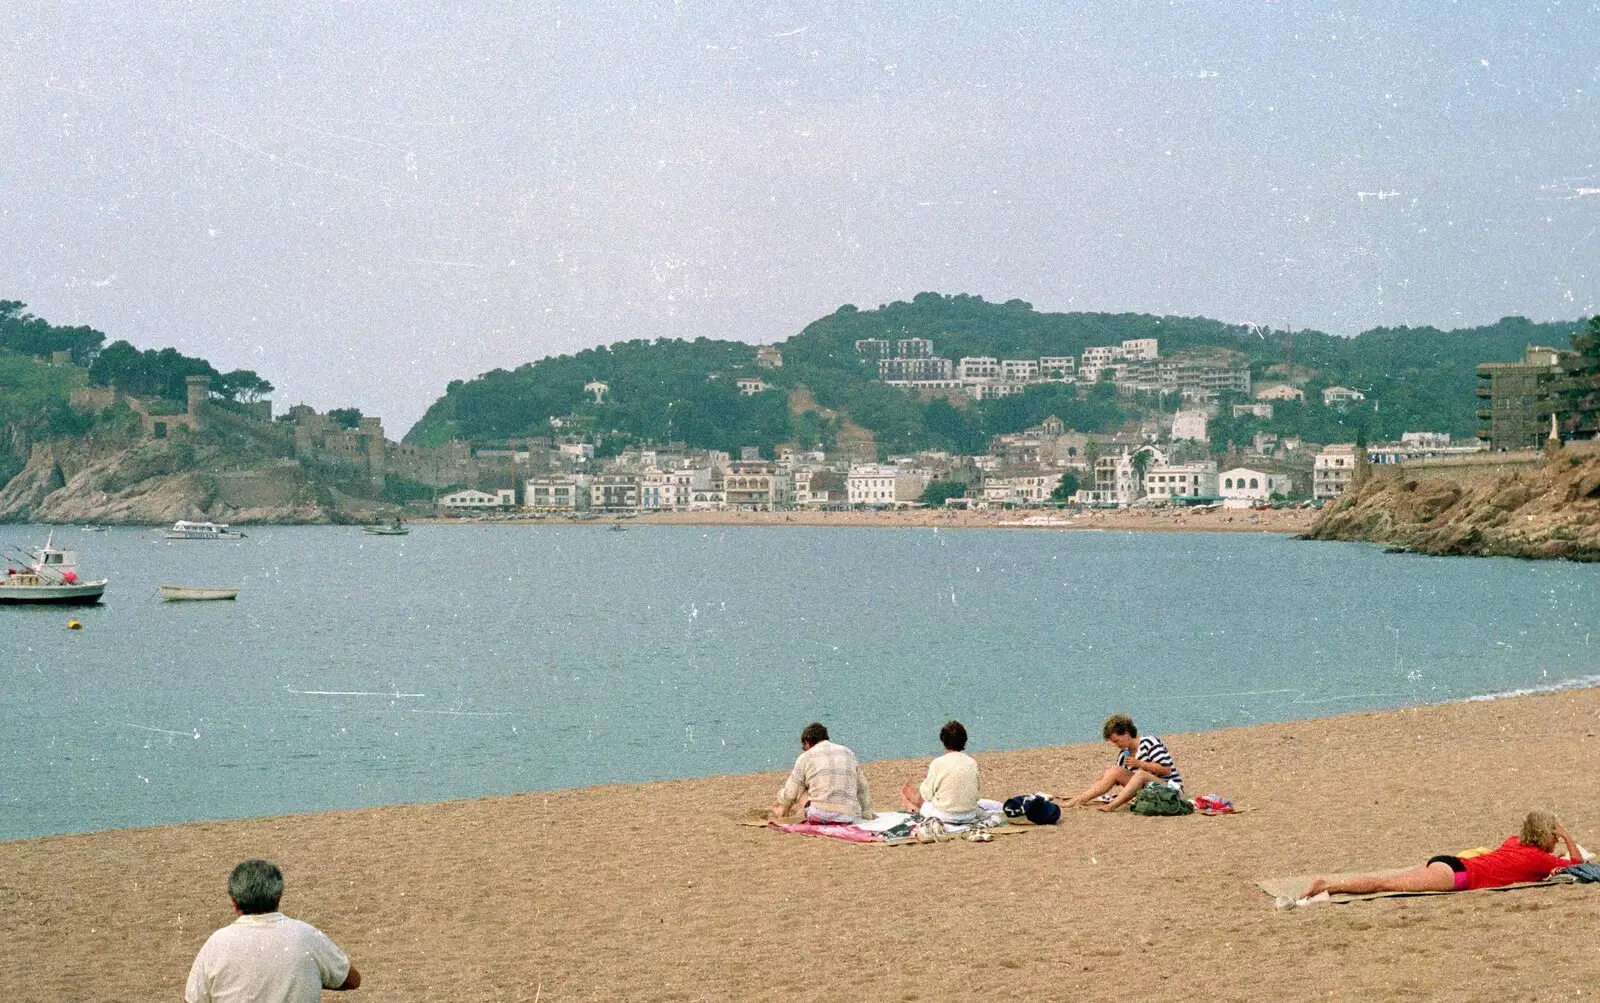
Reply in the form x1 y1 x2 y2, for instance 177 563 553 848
67 619 83 630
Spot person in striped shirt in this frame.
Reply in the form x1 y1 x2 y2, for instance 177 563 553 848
1060 714 1183 812
769 722 874 823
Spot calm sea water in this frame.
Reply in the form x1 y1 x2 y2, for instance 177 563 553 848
2 524 1596 840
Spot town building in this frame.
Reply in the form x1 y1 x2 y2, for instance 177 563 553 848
589 474 641 511
1322 386 1367 406
1075 446 1165 507
439 488 511 511
847 464 926 506
734 377 771 396
1219 467 1293 505
982 473 1055 506
1476 345 1565 450
1232 403 1273 419
879 356 954 382
1313 444 1359 500
1255 384 1305 402
723 461 793 510
1039 356 1076 381
526 476 583 511
756 345 783 369
854 338 891 358
1001 359 1040 382
1143 461 1218 502
957 357 1000 381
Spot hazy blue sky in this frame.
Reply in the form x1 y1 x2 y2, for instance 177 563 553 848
2 2 1596 432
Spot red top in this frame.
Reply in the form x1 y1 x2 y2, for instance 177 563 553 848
1460 835 1572 890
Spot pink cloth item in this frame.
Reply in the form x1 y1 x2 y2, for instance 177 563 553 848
772 821 882 843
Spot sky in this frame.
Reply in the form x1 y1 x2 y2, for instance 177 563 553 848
2 2 1597 434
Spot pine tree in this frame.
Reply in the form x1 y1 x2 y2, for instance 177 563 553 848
1562 315 1600 439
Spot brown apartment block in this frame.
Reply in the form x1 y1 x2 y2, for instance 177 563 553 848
1477 345 1564 450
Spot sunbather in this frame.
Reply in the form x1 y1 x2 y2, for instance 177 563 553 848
899 720 981 823
1059 714 1183 812
1305 811 1583 897
770 722 873 823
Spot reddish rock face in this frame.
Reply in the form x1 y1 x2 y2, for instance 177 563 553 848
1305 450 1600 562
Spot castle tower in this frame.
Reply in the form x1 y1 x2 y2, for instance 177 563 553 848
185 375 211 418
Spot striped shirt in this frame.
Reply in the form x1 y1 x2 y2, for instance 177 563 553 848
777 740 873 818
1119 736 1182 789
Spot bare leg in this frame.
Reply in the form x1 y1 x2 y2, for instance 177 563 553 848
1306 861 1458 898
900 783 922 813
1098 770 1156 811
1061 766 1132 808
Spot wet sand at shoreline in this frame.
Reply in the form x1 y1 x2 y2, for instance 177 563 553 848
4 688 1598 1001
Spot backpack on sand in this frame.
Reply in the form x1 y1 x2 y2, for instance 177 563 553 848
1129 784 1193 816
1003 793 1060 825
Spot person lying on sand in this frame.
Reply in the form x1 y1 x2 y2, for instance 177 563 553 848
899 720 981 823
1305 811 1584 897
770 722 873 823
1059 714 1183 812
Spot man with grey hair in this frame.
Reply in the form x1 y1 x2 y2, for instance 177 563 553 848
185 859 361 1002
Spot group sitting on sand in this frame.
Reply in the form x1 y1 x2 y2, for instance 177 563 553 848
766 715 1586 900
768 712 1182 824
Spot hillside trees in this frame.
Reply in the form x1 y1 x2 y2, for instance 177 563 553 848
0 301 106 364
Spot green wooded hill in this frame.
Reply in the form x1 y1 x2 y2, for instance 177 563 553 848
408 293 1581 457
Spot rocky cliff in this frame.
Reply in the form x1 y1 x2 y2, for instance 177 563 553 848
1304 448 1600 561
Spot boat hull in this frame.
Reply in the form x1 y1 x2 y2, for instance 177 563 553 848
164 532 244 540
157 585 239 601
0 582 107 605
362 527 410 536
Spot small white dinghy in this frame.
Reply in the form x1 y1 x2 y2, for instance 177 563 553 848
157 584 240 602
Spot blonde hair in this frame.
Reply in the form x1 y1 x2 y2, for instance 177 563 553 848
1520 811 1558 851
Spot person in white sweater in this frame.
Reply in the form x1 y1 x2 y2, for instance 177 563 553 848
900 720 981 823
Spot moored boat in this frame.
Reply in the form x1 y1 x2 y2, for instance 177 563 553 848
0 536 108 605
165 520 245 541
362 518 409 536
157 584 240 602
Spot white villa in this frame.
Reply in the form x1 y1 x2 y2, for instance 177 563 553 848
1219 467 1293 506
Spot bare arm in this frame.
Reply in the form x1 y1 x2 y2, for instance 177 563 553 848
334 964 361 991
1556 824 1583 864
1126 757 1171 778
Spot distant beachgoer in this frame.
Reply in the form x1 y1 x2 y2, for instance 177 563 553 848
1305 812 1584 897
1059 714 1183 812
770 722 873 823
900 720 981 823
185 859 361 1003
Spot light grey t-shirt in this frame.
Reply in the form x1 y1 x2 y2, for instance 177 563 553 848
185 912 350 1003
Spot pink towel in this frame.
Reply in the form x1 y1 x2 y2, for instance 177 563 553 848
772 821 882 843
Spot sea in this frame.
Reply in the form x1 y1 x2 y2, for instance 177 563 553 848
2 524 1597 841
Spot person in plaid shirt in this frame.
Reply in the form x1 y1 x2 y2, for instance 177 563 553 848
770 722 873 823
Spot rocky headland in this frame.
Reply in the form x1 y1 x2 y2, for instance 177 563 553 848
1304 445 1600 561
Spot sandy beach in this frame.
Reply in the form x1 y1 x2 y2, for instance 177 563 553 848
440 504 1321 534
5 688 1599 1001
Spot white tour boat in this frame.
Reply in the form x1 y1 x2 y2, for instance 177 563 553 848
165 520 245 541
0 536 108 605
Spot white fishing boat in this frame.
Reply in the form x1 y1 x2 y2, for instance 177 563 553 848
165 520 245 541
0 536 107 605
157 584 240 602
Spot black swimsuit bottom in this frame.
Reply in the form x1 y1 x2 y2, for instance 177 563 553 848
1427 854 1467 873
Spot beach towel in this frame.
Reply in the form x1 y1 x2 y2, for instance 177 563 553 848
1255 870 1577 906
770 821 883 843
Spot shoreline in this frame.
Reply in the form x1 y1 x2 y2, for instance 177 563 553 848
4 687 1599 999
11 506 1321 533
12 670 1599 847
426 504 1321 534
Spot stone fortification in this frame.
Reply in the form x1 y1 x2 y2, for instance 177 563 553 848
1304 442 1600 560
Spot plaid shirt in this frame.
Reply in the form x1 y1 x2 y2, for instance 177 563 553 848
777 740 872 817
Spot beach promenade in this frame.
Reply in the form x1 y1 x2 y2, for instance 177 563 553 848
485 504 1321 534
4 688 1597 1001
